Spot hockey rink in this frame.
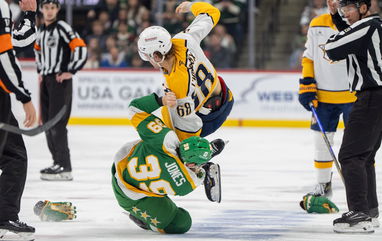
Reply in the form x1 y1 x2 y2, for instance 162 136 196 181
11 126 382 240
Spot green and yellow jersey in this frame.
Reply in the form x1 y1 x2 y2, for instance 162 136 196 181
161 2 221 141
112 94 203 201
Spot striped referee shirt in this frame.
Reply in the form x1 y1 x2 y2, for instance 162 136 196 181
0 0 36 103
325 14 382 92
34 20 87 76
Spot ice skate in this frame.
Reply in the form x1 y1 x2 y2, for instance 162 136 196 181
333 211 374 234
0 220 35 241
369 207 380 228
202 162 221 203
308 181 332 198
40 164 73 181
210 139 227 158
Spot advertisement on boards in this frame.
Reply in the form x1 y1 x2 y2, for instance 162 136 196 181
11 68 310 126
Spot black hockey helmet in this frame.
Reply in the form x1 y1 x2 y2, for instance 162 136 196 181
40 0 61 8
339 0 371 8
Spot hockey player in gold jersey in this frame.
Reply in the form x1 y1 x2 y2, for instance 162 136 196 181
137 1 234 141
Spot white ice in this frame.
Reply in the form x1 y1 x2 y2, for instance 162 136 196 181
8 126 382 240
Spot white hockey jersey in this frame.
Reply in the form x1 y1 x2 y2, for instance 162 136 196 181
302 13 356 103
161 2 222 141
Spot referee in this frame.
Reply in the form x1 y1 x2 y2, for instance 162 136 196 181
324 0 381 234
0 0 36 236
34 0 87 181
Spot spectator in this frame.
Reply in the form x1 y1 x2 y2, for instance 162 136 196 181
300 0 328 26
130 55 151 68
289 24 309 69
100 46 128 68
98 10 112 34
116 22 134 50
214 0 244 45
213 24 236 56
136 19 151 35
87 0 120 24
104 35 117 54
204 33 232 68
123 38 139 64
126 0 149 33
112 8 128 31
161 0 185 34
86 20 107 50
84 51 101 69
84 38 101 69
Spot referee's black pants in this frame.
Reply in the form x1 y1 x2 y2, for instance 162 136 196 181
40 74 72 171
339 88 382 213
0 90 28 222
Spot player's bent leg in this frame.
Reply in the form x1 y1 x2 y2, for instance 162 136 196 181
129 196 179 233
112 165 192 234
163 207 192 234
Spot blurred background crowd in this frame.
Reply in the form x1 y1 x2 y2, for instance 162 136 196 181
11 0 382 70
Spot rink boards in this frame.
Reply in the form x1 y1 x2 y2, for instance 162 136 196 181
11 68 345 128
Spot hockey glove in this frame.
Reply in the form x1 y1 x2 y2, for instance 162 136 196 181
298 77 318 111
34 200 77 221
300 194 339 214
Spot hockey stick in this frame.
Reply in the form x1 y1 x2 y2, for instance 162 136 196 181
0 105 67 136
309 103 345 184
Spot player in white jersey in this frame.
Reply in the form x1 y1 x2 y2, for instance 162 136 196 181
137 1 234 142
298 12 356 213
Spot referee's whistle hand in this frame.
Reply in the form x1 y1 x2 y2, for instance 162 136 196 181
56 72 73 83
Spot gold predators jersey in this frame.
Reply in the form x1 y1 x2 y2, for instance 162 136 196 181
161 2 221 141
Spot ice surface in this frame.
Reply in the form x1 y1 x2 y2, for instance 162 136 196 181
11 126 382 240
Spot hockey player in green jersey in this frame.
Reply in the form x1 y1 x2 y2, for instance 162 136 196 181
111 93 221 234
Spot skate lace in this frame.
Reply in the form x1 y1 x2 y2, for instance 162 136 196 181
46 164 63 171
344 211 355 217
15 220 28 227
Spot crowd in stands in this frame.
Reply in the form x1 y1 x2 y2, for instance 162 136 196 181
289 0 327 70
14 0 248 69
289 0 381 70
83 0 247 69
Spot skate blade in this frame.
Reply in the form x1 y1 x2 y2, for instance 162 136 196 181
372 218 380 228
333 221 374 234
0 230 34 241
40 172 73 181
207 164 221 203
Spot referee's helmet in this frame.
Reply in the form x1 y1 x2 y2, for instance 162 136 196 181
339 0 371 8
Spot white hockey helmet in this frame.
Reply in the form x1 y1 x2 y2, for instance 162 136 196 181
137 26 172 61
